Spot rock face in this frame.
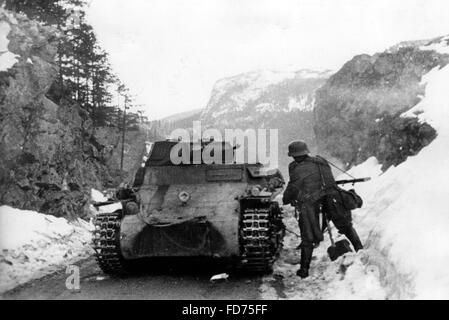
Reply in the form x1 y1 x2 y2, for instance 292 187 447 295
94 126 149 184
314 35 449 170
199 69 331 172
0 10 114 219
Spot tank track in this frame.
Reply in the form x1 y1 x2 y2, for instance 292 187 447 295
92 212 128 276
240 204 284 273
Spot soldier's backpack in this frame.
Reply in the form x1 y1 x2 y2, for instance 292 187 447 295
314 156 364 211
336 187 363 210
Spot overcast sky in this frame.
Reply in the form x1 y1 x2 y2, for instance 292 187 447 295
87 0 449 120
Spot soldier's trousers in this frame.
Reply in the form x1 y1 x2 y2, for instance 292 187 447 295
298 199 363 271
323 193 364 252
297 202 322 270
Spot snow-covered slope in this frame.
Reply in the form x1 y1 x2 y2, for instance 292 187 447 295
353 62 449 299
0 206 93 294
202 69 331 125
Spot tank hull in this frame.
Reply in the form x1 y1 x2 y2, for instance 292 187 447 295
120 165 248 259
120 212 239 259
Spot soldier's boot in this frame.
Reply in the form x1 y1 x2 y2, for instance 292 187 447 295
343 226 363 252
297 242 313 278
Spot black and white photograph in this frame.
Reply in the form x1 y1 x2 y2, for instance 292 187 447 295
1 0 449 304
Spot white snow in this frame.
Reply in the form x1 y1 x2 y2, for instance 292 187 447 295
207 70 300 118
205 69 331 120
0 20 19 71
402 65 449 132
344 156 383 179
419 36 449 55
0 206 93 294
96 202 122 214
90 188 123 214
210 273 229 282
211 104 233 119
287 94 314 112
255 103 277 114
296 69 334 79
213 70 296 96
91 188 108 203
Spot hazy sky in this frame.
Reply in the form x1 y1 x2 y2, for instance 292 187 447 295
87 0 449 120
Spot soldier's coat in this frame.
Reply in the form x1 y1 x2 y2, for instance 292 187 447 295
283 156 336 244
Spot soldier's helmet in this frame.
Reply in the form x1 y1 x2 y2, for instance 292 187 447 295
288 140 310 157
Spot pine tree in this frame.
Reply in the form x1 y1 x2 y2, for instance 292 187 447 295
3 0 67 25
4 0 147 131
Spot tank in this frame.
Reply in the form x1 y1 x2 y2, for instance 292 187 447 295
92 140 285 275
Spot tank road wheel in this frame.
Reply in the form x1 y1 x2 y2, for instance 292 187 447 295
92 212 128 276
239 203 284 274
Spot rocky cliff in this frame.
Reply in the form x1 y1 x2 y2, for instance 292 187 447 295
0 9 144 218
93 126 149 184
314 35 449 170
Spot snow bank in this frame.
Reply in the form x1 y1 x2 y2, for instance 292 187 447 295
420 36 449 55
0 14 19 71
0 206 93 294
89 188 122 215
342 64 449 299
91 188 108 203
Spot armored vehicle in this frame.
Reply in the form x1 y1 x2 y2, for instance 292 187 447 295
92 140 285 275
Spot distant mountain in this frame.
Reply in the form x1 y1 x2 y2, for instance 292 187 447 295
201 69 332 127
161 108 203 124
199 69 332 172
153 69 331 172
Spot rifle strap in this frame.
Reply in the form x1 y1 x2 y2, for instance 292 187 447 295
325 158 356 179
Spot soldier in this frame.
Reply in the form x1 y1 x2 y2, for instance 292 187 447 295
282 141 363 278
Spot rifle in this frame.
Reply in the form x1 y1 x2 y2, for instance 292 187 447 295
335 177 371 185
